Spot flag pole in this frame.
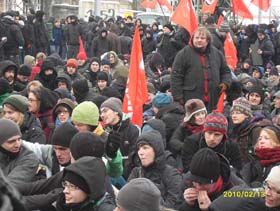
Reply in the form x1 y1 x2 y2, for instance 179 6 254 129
159 4 169 23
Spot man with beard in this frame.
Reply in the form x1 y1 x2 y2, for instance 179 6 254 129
171 27 232 111
0 60 18 91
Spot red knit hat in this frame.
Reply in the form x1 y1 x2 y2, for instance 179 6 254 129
67 58 78 68
77 52 87 60
203 111 228 136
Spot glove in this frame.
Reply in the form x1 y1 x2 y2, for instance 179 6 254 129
219 83 228 93
106 132 121 158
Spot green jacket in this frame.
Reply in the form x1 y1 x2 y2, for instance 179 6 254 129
106 150 123 178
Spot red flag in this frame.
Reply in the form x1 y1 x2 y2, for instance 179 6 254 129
224 33 238 70
157 0 173 12
232 0 253 20
171 0 198 35
79 36 86 54
215 91 225 113
122 25 148 127
251 0 270 12
201 0 219 14
140 0 157 9
216 15 224 28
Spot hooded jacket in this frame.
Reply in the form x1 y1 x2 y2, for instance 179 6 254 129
92 28 111 58
55 156 116 211
36 59 58 90
0 60 18 86
128 130 182 210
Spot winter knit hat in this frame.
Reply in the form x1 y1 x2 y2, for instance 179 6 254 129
71 101 99 126
203 111 228 136
152 93 172 108
91 57 100 66
66 58 78 68
96 71 109 82
184 99 207 122
76 52 87 60
3 94 29 114
163 23 174 32
63 171 90 194
101 59 110 66
231 97 252 117
70 132 105 160
0 119 22 145
117 178 161 211
100 97 123 116
269 67 279 76
51 122 78 148
265 166 280 189
189 148 220 184
18 64 31 76
247 86 265 103
72 79 89 95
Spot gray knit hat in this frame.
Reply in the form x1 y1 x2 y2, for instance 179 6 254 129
231 97 252 117
117 178 161 211
100 97 123 116
0 119 22 145
3 94 30 114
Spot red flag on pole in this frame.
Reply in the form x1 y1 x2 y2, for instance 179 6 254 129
122 25 148 127
251 0 270 12
216 15 224 28
79 36 86 54
232 0 253 20
171 0 198 35
140 0 157 9
157 0 173 12
201 0 219 14
224 33 238 70
215 91 225 113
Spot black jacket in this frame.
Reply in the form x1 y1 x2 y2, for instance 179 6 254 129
181 133 242 173
128 130 183 210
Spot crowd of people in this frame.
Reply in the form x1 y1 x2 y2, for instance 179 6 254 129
0 8 280 211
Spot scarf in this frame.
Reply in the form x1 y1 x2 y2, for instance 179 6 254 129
255 147 280 167
207 176 224 195
185 124 204 134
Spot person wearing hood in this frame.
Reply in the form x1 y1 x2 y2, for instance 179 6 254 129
0 78 11 113
107 23 121 55
128 130 183 210
52 98 76 128
171 27 232 111
33 10 49 55
106 51 124 77
142 29 157 60
2 94 46 144
1 12 24 64
92 71 111 95
92 28 112 58
0 119 39 186
100 97 140 179
56 71 72 91
0 60 18 90
180 148 244 211
35 59 58 90
71 78 96 103
83 57 101 88
28 87 59 143
14 64 32 92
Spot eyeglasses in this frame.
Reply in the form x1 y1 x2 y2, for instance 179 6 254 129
62 181 80 191
263 181 280 195
56 110 69 115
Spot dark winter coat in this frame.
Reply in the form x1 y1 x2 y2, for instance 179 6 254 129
21 111 46 144
181 133 242 173
142 34 157 59
119 35 132 55
155 103 184 144
65 22 82 46
33 18 49 52
207 27 224 54
92 29 111 58
0 144 39 186
258 35 275 67
171 41 232 111
128 130 183 210
0 60 18 86
35 59 58 90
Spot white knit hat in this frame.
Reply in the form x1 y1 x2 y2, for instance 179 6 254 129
265 165 280 189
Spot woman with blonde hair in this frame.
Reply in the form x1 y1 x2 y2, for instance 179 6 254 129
241 126 280 188
2 94 45 144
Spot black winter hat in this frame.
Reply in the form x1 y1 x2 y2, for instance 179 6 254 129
51 122 78 148
0 78 11 95
41 59 56 72
0 119 22 145
159 80 170 93
97 71 109 82
70 132 105 160
91 57 101 66
72 79 89 96
18 64 31 76
189 148 220 184
63 171 90 194
163 23 174 32
247 85 265 103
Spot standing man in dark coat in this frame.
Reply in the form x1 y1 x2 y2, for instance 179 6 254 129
33 11 49 55
171 27 232 112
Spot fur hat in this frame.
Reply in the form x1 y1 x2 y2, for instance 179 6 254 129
184 99 207 122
